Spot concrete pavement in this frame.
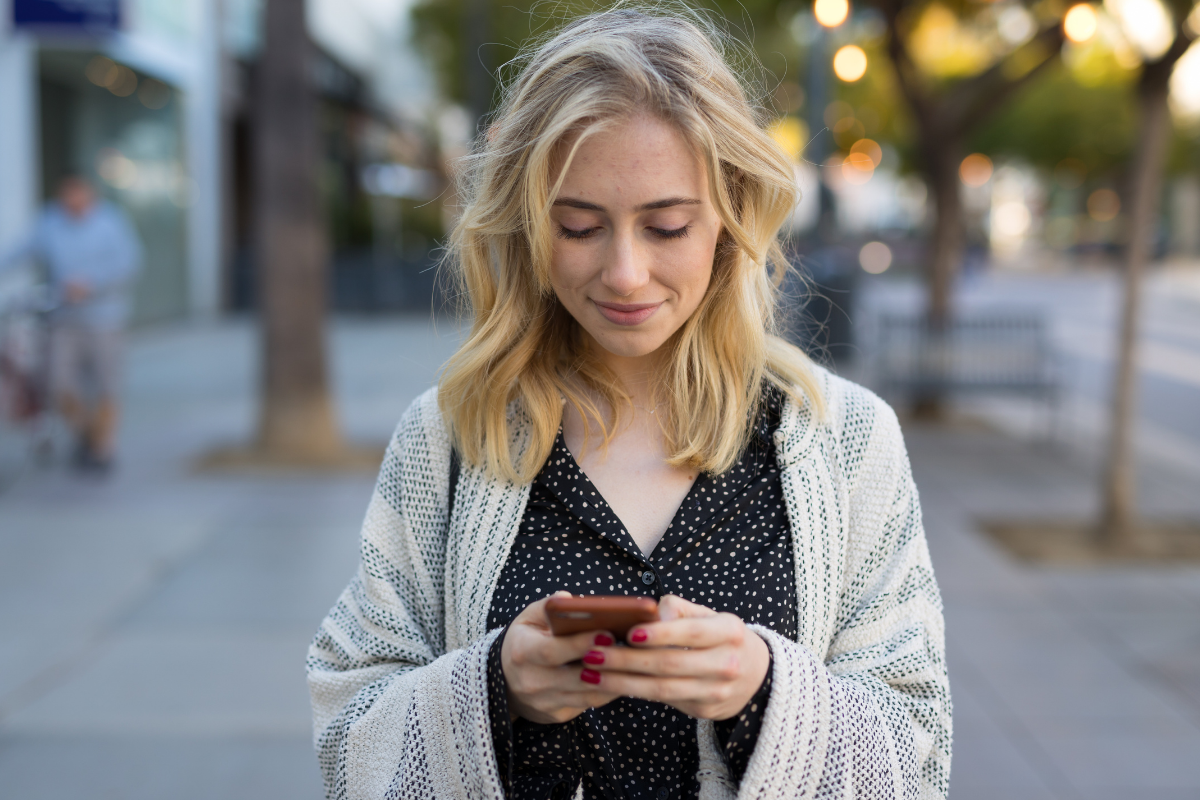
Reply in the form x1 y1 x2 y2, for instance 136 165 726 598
0 317 465 799
0 313 1198 799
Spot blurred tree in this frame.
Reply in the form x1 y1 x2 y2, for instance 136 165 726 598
1101 0 1196 548
254 0 342 461
868 0 1065 329
410 0 795 126
967 64 1137 176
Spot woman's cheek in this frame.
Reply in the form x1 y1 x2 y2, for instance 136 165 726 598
549 251 595 296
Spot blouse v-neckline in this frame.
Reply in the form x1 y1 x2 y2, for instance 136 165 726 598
543 425 701 563
540 406 779 567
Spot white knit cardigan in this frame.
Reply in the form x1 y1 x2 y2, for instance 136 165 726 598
307 368 952 800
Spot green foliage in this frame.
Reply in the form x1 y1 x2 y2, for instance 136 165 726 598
410 0 804 112
408 0 1197 184
967 62 1135 175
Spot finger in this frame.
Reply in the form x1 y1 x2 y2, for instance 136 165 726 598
531 666 623 707
511 623 617 668
656 594 716 622
513 677 622 724
628 612 744 649
592 641 739 679
513 591 572 629
586 670 719 707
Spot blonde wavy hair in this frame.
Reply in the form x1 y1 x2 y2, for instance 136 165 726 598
438 6 824 483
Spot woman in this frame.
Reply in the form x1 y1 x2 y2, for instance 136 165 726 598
308 9 951 800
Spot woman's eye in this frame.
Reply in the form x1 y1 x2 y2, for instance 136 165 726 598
651 225 691 240
557 225 598 240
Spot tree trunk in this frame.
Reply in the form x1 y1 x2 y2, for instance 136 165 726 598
1100 69 1174 547
911 133 963 418
254 0 341 460
924 139 964 327
463 0 493 130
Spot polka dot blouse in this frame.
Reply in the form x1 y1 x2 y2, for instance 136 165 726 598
485 386 797 800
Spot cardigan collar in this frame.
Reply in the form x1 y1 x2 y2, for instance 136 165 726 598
448 368 836 652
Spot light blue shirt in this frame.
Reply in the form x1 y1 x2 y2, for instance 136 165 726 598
0 199 143 329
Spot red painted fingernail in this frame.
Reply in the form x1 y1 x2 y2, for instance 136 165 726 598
583 650 605 665
593 633 614 647
580 668 601 684
630 629 648 643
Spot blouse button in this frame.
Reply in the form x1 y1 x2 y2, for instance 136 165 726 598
641 571 656 586
657 788 670 799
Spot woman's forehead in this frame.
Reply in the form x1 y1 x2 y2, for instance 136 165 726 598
551 115 709 205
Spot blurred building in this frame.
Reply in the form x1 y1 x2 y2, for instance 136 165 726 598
0 0 222 322
0 0 439 324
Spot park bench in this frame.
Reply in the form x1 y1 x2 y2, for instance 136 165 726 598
872 311 1060 428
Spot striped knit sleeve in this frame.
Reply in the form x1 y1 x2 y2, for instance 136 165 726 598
699 388 952 800
306 389 506 800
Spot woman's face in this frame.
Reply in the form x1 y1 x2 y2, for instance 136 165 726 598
548 114 723 364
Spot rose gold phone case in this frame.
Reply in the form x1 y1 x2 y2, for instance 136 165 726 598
545 595 660 638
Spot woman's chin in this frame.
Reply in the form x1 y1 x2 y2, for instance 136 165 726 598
587 329 673 362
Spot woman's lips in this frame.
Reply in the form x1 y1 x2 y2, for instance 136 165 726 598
593 300 663 326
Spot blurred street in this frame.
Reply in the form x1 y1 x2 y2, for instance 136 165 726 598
858 266 1200 473
0 303 1198 799
2 0 1199 797
0 316 465 799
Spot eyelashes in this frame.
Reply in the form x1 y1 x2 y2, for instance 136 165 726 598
653 225 691 240
556 226 598 240
555 225 692 241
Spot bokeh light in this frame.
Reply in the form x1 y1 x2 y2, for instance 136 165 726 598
832 115 865 148
959 153 994 187
1087 188 1121 221
859 241 893 273
824 100 854 128
1169 40 1200 123
1108 0 1174 60
85 56 119 87
85 56 139 98
814 0 850 28
850 138 883 167
842 152 875 184
833 45 868 82
768 117 810 162
138 79 172 110
96 148 138 190
1063 4 1098 43
992 201 1032 238
109 67 138 97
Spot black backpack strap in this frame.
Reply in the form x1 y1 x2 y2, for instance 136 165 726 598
447 445 461 519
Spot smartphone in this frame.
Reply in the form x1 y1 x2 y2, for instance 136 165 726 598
545 595 659 638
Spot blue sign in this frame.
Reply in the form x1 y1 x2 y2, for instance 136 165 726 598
13 0 121 30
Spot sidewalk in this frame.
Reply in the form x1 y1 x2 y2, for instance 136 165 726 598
0 317 1198 799
0 317 465 799
911 420 1200 800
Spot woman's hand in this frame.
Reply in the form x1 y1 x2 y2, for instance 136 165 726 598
577 595 771 720
501 592 622 724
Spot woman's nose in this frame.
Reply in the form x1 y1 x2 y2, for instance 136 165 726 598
601 231 650 297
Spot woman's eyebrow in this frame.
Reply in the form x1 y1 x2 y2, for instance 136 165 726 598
552 197 703 211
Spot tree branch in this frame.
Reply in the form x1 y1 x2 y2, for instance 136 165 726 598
1141 11 1197 89
944 24 1066 136
876 0 936 130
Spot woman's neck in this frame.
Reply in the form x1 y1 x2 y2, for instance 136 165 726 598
585 338 666 407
